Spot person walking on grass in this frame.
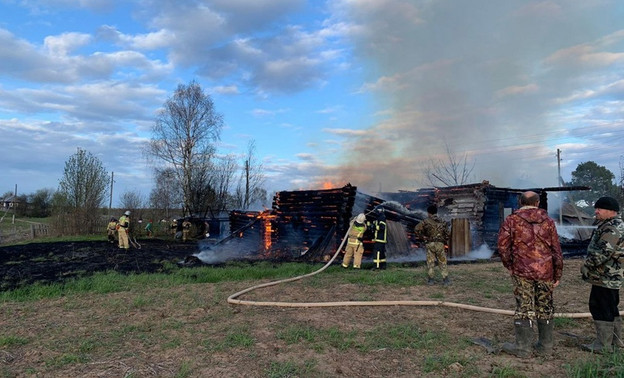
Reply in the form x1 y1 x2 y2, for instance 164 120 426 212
414 204 451 286
580 196 624 353
497 191 563 358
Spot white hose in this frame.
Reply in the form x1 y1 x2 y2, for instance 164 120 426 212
227 214 610 319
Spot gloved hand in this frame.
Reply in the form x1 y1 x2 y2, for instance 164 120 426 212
580 264 589 279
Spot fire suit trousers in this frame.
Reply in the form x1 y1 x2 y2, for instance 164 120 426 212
118 228 129 249
342 242 364 268
373 242 387 269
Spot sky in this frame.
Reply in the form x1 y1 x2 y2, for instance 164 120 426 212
1 0 624 208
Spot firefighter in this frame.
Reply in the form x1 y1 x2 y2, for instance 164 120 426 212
117 211 131 250
342 213 367 269
370 207 387 270
106 217 118 243
170 218 178 236
182 217 192 242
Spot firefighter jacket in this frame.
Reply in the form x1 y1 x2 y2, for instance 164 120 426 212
347 221 366 245
582 215 624 289
107 221 117 232
497 206 563 282
118 215 129 230
414 214 450 243
371 218 387 243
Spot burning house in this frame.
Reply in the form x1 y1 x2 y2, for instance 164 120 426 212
221 184 426 263
198 181 591 265
382 181 592 256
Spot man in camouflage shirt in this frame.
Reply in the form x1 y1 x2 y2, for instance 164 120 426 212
581 196 624 353
414 204 450 285
497 191 563 358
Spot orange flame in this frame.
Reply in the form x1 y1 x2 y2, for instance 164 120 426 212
257 210 276 251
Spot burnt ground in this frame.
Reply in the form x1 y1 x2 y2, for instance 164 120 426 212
0 239 612 377
0 238 200 291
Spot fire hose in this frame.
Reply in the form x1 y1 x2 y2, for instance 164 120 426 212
227 210 613 319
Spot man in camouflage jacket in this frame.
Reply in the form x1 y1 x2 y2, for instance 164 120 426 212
414 204 450 285
497 191 563 358
581 196 624 353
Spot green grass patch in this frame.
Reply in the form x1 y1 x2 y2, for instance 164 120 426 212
265 359 318 378
0 335 29 347
207 326 255 351
566 350 624 377
0 262 324 303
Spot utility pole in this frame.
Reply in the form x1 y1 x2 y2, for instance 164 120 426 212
557 149 562 224
109 171 114 212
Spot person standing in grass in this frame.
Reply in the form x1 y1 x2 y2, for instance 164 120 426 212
106 217 118 243
370 207 387 270
497 191 563 358
117 211 131 250
580 196 624 353
342 213 367 269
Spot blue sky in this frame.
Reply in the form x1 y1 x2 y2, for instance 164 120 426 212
1 0 624 207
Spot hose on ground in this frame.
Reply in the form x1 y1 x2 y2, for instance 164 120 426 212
227 211 607 319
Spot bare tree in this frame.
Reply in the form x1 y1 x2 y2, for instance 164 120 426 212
209 154 238 216
146 80 223 216
149 168 182 219
120 190 144 212
55 148 109 234
424 144 475 187
234 140 267 209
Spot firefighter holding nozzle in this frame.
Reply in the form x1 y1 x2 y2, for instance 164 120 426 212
342 213 367 269
370 207 388 270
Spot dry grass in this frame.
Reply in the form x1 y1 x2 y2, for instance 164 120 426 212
0 258 615 377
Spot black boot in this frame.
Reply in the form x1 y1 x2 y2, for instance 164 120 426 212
534 319 554 356
502 319 533 358
581 320 614 353
614 317 624 348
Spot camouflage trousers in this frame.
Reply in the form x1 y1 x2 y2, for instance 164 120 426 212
512 276 555 321
426 242 448 279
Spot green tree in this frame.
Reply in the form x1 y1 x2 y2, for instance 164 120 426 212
567 161 618 206
55 148 110 234
26 188 55 217
146 80 223 216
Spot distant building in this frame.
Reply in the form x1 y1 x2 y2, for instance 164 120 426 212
2 195 19 210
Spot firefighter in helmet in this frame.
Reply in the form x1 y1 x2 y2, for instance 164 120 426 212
117 211 131 250
370 207 387 270
342 213 367 269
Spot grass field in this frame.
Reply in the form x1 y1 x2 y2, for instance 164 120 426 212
1 239 624 377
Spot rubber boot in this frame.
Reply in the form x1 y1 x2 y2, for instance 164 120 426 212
581 320 614 353
534 319 554 356
613 317 624 348
502 319 533 358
